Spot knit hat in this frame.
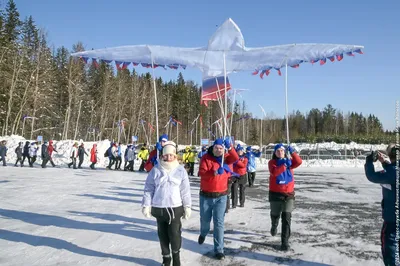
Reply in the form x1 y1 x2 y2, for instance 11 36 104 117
214 138 224 147
274 143 285 152
162 141 177 156
159 134 168 142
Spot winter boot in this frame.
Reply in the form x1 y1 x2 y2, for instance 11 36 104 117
281 212 292 251
172 251 180 266
162 255 171 266
270 214 280 236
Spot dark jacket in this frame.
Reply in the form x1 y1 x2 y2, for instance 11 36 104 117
78 146 87 160
23 142 30 157
41 144 50 159
365 158 399 224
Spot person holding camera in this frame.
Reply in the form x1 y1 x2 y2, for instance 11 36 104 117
364 144 399 266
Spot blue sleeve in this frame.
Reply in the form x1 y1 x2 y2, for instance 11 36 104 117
364 161 396 185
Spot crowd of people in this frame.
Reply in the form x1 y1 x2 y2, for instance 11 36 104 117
141 134 304 265
1 136 398 265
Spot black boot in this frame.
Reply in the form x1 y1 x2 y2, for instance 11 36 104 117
281 212 291 251
162 255 171 266
172 251 180 266
270 214 280 236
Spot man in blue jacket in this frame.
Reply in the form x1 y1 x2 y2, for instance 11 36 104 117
364 144 399 266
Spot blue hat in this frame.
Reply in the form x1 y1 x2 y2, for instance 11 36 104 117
214 138 224 147
159 134 168 142
274 143 285 152
236 146 244 152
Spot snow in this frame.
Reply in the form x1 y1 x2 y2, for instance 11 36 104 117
0 136 386 265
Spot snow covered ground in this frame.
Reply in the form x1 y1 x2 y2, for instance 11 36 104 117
0 162 385 265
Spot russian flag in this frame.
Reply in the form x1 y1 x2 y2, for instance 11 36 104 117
92 58 99 68
201 75 231 106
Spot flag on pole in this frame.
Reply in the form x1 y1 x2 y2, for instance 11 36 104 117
201 75 231 107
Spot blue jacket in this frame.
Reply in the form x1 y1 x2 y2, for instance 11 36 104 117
246 151 257 172
364 159 399 224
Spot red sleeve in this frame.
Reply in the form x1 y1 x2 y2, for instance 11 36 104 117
268 159 286 177
235 157 247 168
290 152 302 169
199 155 218 180
224 148 239 164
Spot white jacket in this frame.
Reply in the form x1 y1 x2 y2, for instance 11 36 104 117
29 144 37 157
142 162 191 208
70 146 78 158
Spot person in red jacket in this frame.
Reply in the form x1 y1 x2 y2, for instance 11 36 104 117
90 144 98 169
144 134 168 172
47 140 57 167
268 143 302 251
197 137 239 260
231 146 248 208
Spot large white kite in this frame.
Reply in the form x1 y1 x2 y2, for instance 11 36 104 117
72 18 364 142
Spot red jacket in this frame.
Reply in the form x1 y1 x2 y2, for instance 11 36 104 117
144 149 157 172
268 152 302 195
90 147 97 163
233 156 248 176
47 144 55 157
199 148 239 193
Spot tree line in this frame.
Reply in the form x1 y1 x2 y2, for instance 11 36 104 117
0 0 397 145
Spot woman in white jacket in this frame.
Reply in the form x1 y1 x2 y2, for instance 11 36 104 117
142 141 191 266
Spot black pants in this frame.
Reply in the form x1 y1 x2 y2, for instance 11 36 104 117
270 199 294 245
151 206 184 256
188 162 194 176
78 158 84 168
15 157 22 166
49 159 55 167
22 155 30 166
115 156 122 169
29 156 37 167
41 158 49 168
0 155 6 166
68 158 77 169
226 180 232 212
231 175 246 207
247 172 256 187
90 162 96 169
139 160 146 171
107 157 115 169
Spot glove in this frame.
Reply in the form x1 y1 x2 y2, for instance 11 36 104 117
215 167 224 175
142 206 151 218
287 146 295 154
276 158 286 166
285 159 292 168
366 153 374 162
224 136 232 149
183 206 191 220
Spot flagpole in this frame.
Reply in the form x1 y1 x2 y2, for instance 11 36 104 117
285 62 290 145
22 117 26 138
150 52 159 144
223 52 228 139
230 90 236 138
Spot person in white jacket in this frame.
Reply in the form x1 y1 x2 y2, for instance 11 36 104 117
142 141 192 266
67 142 78 169
29 142 38 167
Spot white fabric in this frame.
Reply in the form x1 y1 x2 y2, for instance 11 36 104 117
142 163 191 208
71 18 364 79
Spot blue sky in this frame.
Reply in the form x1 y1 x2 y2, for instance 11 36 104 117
12 0 400 130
